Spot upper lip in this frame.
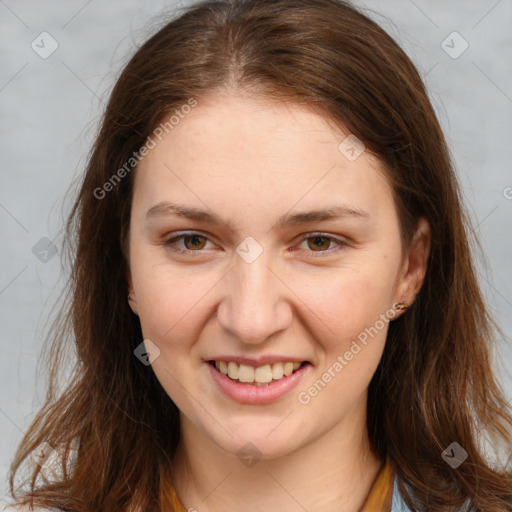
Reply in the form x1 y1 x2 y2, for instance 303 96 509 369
206 355 311 366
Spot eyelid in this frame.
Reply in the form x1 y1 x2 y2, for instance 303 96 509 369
162 230 348 256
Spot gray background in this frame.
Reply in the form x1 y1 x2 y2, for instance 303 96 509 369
1 0 511 503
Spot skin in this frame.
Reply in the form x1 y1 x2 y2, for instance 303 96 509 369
127 91 431 512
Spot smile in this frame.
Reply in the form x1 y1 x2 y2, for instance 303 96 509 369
209 360 306 385
206 359 312 404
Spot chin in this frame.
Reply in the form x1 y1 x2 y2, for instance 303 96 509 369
204 420 307 461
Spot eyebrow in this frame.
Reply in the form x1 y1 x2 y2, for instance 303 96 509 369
145 201 370 231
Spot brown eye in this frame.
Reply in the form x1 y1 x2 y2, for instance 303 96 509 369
163 232 214 254
306 235 333 251
183 234 207 250
296 233 347 256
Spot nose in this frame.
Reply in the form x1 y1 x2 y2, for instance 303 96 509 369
216 253 294 345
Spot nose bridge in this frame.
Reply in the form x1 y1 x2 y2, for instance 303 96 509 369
217 249 292 344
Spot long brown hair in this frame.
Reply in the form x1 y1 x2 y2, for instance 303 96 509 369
8 0 512 510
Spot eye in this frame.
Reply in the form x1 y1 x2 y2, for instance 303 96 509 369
163 231 347 257
163 232 215 254
296 232 347 255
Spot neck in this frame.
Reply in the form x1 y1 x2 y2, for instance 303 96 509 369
171 401 383 512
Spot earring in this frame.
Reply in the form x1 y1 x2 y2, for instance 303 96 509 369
394 301 409 311
128 293 136 302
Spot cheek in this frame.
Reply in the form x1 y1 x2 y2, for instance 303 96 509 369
131 254 220 344
293 265 396 347
296 272 392 411
130 232 400 349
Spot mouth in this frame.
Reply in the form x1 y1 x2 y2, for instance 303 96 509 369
207 359 311 386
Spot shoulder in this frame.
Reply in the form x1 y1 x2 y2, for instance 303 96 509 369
390 477 413 512
390 476 477 512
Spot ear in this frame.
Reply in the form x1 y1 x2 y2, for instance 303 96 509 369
393 217 431 309
126 270 139 316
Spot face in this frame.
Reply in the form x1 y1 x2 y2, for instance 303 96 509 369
127 92 429 459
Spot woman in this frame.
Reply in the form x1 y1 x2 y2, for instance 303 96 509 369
6 0 512 511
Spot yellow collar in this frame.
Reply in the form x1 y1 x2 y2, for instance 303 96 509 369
360 457 394 512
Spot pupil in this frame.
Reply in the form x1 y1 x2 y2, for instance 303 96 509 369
187 235 203 249
312 236 327 249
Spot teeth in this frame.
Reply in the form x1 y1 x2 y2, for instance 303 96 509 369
272 362 284 379
238 364 254 383
254 364 273 383
283 362 294 376
213 360 305 384
227 361 239 380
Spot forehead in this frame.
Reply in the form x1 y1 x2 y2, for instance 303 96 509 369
133 93 395 226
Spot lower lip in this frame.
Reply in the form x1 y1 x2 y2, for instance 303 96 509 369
206 362 311 404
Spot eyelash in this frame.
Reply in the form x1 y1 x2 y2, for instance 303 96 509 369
162 231 348 257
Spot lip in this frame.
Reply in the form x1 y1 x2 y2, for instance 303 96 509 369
206 360 311 405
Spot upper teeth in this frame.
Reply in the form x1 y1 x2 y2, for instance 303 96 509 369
214 361 302 384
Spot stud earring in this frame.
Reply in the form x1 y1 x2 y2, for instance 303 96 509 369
394 301 409 311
